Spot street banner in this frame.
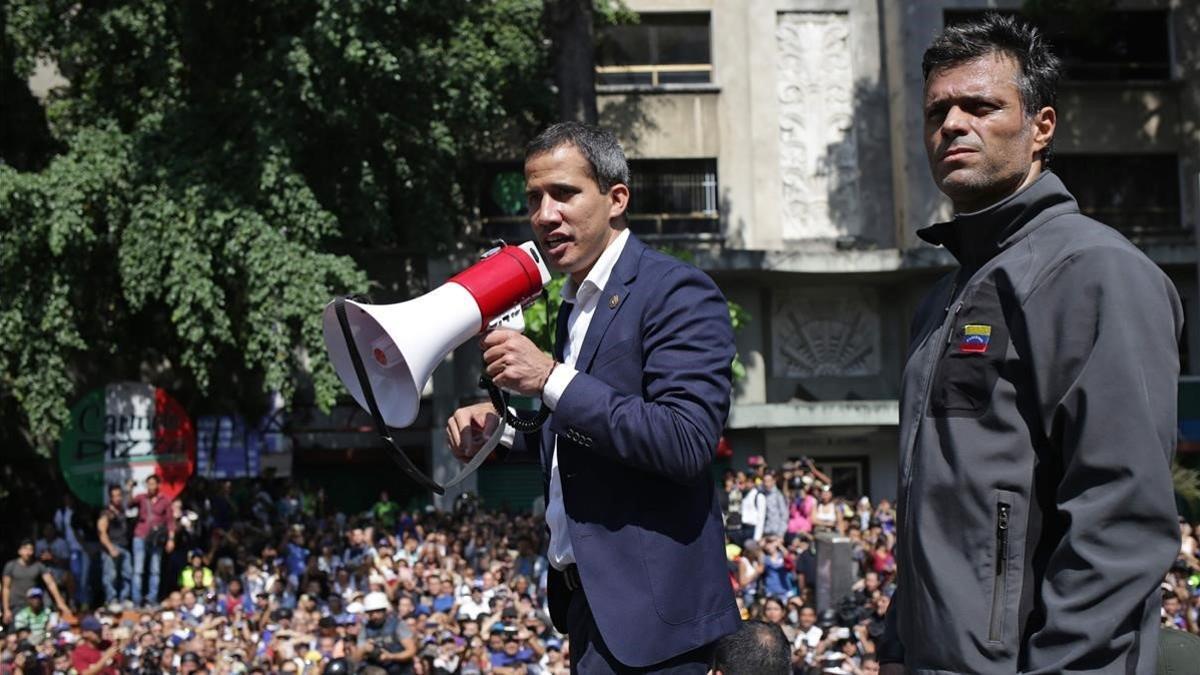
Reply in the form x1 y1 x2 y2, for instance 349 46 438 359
195 404 290 479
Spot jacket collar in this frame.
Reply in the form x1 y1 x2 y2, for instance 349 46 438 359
611 230 644 285
561 228 632 303
917 170 1079 269
568 232 645 371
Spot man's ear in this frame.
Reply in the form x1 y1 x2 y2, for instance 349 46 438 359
1031 106 1056 158
607 183 630 221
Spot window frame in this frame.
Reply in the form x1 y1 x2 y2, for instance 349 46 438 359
1050 152 1186 239
595 11 715 88
942 9 1175 83
476 158 723 243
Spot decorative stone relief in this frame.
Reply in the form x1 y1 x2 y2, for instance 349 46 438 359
776 12 862 241
772 289 880 378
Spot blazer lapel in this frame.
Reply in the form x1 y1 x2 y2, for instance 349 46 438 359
573 234 645 373
553 300 571 362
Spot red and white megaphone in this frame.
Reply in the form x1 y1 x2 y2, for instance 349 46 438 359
321 241 551 429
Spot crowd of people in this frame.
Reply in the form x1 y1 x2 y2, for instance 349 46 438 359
2 457 1198 674
1 478 563 675
719 457 1200 674
720 458 889 675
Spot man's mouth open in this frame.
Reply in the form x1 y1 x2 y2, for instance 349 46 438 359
543 234 571 257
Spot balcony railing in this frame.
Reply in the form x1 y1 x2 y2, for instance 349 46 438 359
628 213 721 240
479 213 721 244
1052 154 1186 241
478 160 721 243
596 63 713 87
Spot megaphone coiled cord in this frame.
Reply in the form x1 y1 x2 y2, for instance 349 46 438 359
481 377 551 434
479 285 553 435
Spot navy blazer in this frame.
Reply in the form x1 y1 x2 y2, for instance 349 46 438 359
508 234 741 667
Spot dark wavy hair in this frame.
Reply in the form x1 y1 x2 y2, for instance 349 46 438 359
922 13 1061 119
524 121 630 194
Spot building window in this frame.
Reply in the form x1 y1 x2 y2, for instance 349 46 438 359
944 10 1171 81
627 159 720 238
478 159 720 241
596 12 712 86
1051 154 1182 237
478 163 528 242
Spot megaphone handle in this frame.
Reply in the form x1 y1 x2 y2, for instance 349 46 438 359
475 285 553 434
334 297 446 495
440 416 507 490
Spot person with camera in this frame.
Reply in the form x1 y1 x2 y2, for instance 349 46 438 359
70 616 127 675
355 591 416 675
129 476 176 607
8 640 46 675
791 605 823 670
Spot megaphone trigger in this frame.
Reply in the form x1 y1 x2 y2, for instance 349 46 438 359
486 304 526 333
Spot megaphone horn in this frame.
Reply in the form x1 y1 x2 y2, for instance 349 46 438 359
322 241 551 430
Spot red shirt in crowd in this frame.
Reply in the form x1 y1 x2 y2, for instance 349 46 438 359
71 641 122 675
131 492 175 540
871 549 895 575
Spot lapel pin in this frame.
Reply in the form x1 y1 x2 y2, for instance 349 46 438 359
609 294 620 309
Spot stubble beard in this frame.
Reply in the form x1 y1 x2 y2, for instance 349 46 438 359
940 162 1028 214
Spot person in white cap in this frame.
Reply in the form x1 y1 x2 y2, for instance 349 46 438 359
355 591 416 675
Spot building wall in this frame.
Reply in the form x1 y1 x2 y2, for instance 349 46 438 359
600 92 721 159
601 0 1200 498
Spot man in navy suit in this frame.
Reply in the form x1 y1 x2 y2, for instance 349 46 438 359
446 122 740 672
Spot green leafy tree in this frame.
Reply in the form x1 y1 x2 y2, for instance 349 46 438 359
0 0 552 455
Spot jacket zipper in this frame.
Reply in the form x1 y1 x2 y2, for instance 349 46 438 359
900 286 961 487
945 302 963 346
899 296 963 525
989 501 1011 642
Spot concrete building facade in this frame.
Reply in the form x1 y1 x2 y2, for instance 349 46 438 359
572 0 1200 501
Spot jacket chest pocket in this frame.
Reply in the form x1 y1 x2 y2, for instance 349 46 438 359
929 307 1009 418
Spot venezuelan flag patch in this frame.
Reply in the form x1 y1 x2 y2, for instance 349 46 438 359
959 324 992 353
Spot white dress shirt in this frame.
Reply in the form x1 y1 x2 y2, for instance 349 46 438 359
504 228 630 571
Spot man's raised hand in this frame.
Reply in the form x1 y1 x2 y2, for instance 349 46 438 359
445 402 500 463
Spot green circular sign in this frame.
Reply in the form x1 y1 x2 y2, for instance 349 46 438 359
58 383 196 507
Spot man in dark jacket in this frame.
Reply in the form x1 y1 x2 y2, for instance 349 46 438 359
446 123 740 671
881 14 1182 674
